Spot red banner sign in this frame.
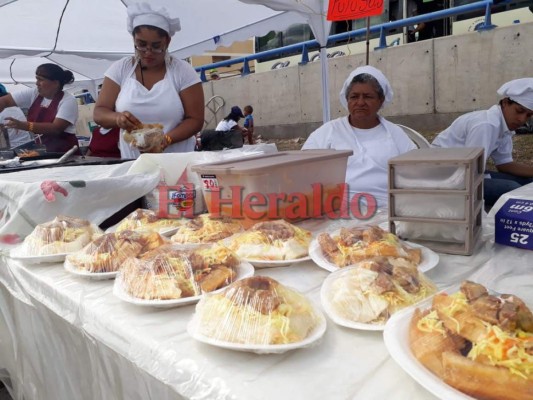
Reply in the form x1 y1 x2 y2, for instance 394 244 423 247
327 0 385 21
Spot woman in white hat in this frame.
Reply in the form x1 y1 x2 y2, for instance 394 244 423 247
433 78 533 208
94 2 204 158
302 65 416 209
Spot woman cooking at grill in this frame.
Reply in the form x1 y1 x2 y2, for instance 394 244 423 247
93 2 204 159
0 64 79 153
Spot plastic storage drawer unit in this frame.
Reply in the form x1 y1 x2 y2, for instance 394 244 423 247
388 147 484 255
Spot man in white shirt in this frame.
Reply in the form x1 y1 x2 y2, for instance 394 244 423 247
433 78 533 208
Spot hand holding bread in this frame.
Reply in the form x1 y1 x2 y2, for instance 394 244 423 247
123 123 166 153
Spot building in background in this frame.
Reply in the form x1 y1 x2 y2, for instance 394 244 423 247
253 0 532 73
189 39 255 79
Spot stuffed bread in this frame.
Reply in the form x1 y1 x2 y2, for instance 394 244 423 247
409 281 533 400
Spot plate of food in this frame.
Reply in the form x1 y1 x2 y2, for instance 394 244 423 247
244 256 312 268
64 259 118 280
223 220 314 268
170 213 243 245
113 244 254 308
320 262 437 331
187 312 327 354
113 208 185 237
383 281 533 400
64 230 168 275
187 276 327 354
9 215 102 264
9 250 70 264
309 225 439 273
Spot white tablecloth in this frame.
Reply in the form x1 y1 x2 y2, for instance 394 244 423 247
0 161 159 237
1 185 532 400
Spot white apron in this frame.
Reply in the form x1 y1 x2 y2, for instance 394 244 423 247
346 125 398 208
116 59 195 159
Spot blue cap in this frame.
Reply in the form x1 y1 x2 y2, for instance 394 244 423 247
0 83 7 97
231 106 244 118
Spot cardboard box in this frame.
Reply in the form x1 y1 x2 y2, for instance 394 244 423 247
495 198 533 250
191 150 352 227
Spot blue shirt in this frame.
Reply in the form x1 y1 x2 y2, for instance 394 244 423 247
243 114 253 128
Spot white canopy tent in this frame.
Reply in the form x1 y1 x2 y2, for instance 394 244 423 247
241 0 332 122
0 0 333 121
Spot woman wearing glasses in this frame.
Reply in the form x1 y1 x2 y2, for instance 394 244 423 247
0 64 79 153
94 2 204 158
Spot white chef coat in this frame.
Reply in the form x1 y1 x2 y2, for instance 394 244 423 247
106 56 200 159
432 104 514 168
302 116 416 208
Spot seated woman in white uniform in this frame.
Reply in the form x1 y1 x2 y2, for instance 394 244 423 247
93 3 204 159
302 66 416 209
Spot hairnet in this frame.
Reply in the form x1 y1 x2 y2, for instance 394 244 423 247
127 2 181 37
339 65 393 110
497 78 533 110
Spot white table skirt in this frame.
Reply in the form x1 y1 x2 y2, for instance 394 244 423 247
1 185 532 400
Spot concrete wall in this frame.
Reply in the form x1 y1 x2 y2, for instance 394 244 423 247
202 22 533 138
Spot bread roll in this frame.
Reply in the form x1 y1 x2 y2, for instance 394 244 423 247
123 123 165 153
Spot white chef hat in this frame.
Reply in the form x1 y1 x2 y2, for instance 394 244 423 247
497 78 533 111
339 65 394 110
127 2 181 37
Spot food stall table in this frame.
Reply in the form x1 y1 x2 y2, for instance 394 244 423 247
1 179 532 399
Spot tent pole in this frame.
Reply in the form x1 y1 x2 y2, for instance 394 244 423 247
365 17 370 65
319 47 330 123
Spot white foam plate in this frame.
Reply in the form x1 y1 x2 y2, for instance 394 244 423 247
9 246 69 264
320 266 437 331
159 226 181 237
320 270 386 331
221 235 312 268
243 255 311 268
309 236 439 273
63 259 118 280
187 310 327 354
169 242 208 251
383 294 475 400
113 261 255 308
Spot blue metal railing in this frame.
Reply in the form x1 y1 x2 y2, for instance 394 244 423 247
196 0 495 82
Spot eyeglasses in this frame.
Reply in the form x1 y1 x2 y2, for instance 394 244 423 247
134 44 165 54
